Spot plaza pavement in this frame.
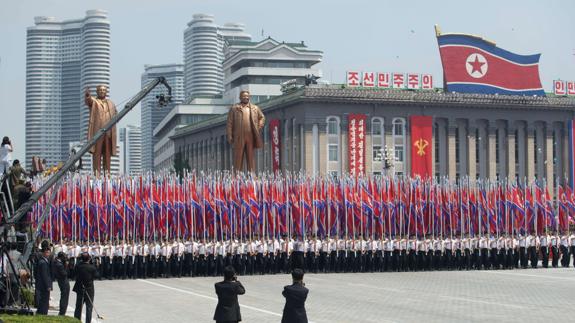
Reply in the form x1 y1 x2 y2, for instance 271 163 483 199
48 267 575 323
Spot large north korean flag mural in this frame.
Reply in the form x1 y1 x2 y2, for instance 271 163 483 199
437 33 545 96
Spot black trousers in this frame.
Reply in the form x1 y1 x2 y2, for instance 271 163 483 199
519 247 527 268
560 246 570 267
490 248 498 269
480 249 489 269
540 247 548 268
36 289 50 315
329 251 337 272
528 246 538 268
337 252 345 273
551 246 559 267
454 250 462 270
464 249 472 270
57 279 70 315
74 288 94 323
505 249 514 269
497 249 506 269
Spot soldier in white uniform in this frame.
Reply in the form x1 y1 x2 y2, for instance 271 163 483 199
539 233 549 268
518 234 527 269
489 234 498 269
197 238 207 276
526 232 539 269
497 235 506 270
550 232 559 268
560 233 570 267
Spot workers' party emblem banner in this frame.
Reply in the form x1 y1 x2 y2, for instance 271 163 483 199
270 119 281 173
410 115 433 178
436 32 545 96
348 114 366 176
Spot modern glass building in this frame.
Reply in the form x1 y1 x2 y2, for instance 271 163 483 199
183 14 251 100
25 10 110 168
140 64 185 171
119 125 142 175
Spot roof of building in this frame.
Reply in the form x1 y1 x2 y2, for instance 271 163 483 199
171 86 575 139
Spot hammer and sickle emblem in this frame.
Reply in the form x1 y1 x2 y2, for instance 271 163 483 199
414 139 429 156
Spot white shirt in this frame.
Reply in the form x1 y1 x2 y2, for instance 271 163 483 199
0 144 12 163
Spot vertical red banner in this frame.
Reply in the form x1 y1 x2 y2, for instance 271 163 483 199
348 114 366 176
410 115 433 178
270 119 281 173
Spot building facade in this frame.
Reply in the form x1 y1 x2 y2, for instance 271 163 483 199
153 99 228 172
26 10 110 169
222 37 323 104
172 86 575 192
140 64 185 171
183 14 251 100
119 125 142 175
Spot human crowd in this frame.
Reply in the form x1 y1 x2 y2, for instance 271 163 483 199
46 231 575 282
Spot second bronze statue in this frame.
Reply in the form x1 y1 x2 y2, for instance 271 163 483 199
226 91 265 173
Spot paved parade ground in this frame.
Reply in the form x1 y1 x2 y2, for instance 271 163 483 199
50 268 575 323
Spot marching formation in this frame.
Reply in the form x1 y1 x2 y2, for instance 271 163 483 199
50 232 575 281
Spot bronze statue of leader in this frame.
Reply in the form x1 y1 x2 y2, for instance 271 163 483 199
85 85 117 176
226 91 265 173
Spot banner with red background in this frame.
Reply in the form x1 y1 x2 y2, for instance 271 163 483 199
348 114 366 176
410 115 433 177
269 119 281 172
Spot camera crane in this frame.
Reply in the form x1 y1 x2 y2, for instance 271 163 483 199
2 77 172 267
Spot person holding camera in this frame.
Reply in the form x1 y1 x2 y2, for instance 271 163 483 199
53 251 70 316
281 268 309 323
213 265 245 323
0 136 13 175
73 252 99 323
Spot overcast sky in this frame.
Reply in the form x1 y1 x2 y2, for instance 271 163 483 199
1 0 573 162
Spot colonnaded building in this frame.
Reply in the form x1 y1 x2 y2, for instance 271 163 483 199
171 86 575 189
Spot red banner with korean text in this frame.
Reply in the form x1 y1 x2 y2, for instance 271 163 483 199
348 114 366 176
270 119 281 173
410 115 433 178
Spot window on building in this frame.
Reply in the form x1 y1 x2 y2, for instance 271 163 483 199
392 118 405 164
514 129 519 163
372 118 383 136
434 123 439 164
373 145 382 161
476 128 480 164
393 119 404 136
328 144 338 162
395 146 404 162
327 117 339 135
326 116 340 175
455 127 460 164
495 130 500 164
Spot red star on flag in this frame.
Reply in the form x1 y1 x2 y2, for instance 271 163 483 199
468 55 485 75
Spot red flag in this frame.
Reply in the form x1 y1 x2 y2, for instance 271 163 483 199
410 116 433 177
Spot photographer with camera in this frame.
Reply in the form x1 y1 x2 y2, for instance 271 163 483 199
0 136 13 175
213 265 245 323
281 268 309 323
53 251 70 316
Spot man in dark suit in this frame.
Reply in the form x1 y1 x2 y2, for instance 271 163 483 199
52 251 70 315
34 248 52 315
73 252 99 323
281 268 309 323
213 265 245 323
